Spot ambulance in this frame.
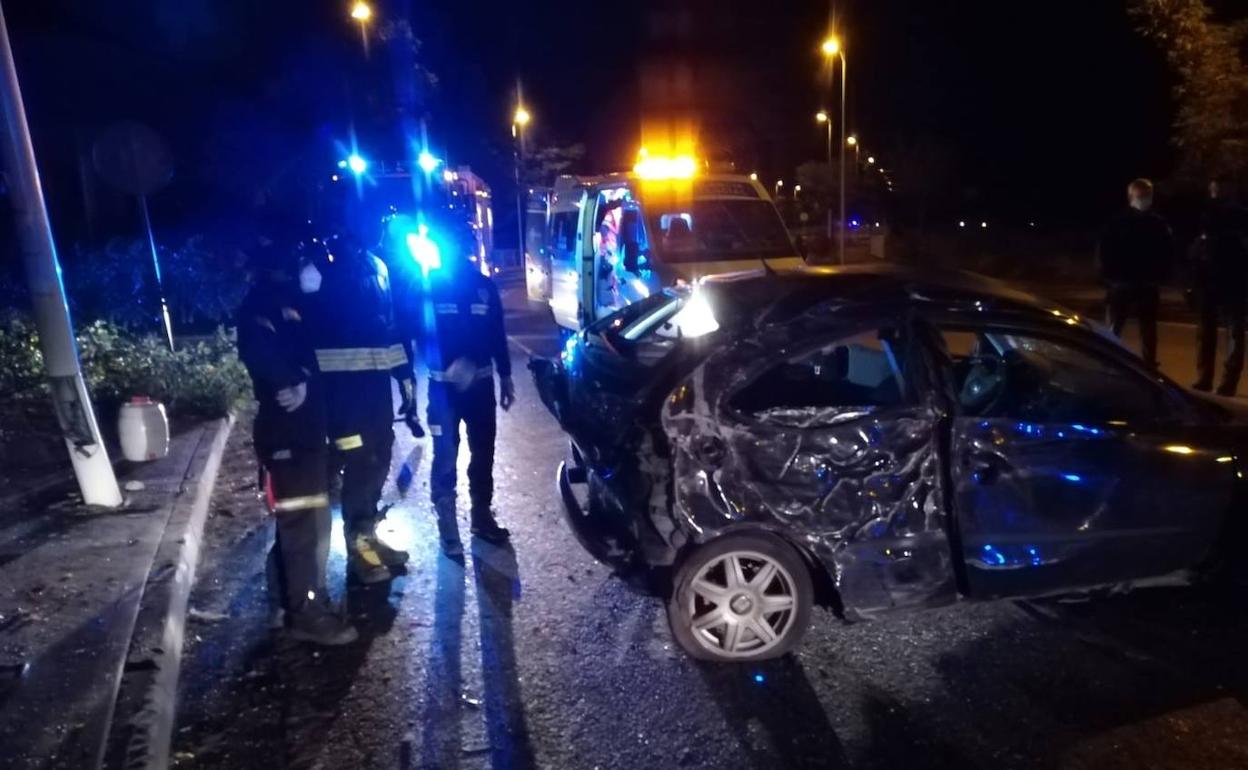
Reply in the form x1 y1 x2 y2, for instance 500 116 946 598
544 154 802 335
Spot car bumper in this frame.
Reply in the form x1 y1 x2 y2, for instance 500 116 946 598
556 459 637 569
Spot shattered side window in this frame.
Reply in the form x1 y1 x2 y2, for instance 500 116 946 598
937 327 1166 422
729 328 907 418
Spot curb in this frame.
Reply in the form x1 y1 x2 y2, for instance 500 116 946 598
100 414 236 770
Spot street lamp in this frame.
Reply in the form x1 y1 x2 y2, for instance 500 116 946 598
512 100 531 268
774 179 784 198
815 110 832 238
866 155 876 165
822 34 848 264
350 1 372 53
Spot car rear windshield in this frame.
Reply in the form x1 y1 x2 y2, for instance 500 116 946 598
644 199 794 264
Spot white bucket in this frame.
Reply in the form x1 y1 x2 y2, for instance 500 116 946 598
118 397 170 462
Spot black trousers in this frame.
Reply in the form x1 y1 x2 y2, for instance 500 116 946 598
262 446 331 613
1105 283 1159 369
333 427 394 538
428 379 496 517
1197 288 1247 393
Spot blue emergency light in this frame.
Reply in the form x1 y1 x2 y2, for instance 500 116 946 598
406 224 441 274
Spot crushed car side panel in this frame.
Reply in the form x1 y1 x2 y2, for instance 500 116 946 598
660 334 958 620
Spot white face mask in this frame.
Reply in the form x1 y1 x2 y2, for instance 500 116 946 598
1130 196 1153 212
299 262 322 294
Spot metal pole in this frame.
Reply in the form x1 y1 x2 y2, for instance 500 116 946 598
838 53 847 265
139 194 175 350
825 119 833 240
514 124 525 269
0 3 121 507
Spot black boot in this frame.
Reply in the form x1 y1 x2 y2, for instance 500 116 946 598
471 508 510 544
436 502 464 558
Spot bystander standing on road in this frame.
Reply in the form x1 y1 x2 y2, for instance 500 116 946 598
236 225 357 646
1191 177 1248 396
1097 178 1172 370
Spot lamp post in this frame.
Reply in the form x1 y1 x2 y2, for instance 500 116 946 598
822 35 847 264
0 4 121 506
847 134 860 177
350 1 372 54
774 179 784 198
512 102 531 268
816 110 832 239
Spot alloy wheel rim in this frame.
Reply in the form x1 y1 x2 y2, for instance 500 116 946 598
687 550 797 658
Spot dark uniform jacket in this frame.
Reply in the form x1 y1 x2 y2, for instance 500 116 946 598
1097 208 1173 286
415 263 511 384
304 249 412 449
1194 199 1248 290
236 282 327 454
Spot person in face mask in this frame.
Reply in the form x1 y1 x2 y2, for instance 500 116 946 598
301 226 417 584
1097 178 1173 370
236 226 357 646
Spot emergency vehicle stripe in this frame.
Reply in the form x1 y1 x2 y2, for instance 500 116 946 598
428 364 494 382
273 494 330 512
334 434 364 450
470 303 489 315
434 303 458 314
315 347 399 372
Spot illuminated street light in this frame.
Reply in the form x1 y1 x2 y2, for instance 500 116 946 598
350 1 372 22
846 135 857 147
346 153 367 175
512 91 532 262
815 110 829 123
821 33 848 263
867 156 876 165
749 172 758 181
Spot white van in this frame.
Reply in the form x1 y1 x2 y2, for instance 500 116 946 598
547 171 802 334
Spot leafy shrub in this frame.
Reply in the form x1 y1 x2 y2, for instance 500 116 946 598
0 317 250 418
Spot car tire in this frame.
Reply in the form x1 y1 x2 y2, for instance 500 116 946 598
667 532 813 662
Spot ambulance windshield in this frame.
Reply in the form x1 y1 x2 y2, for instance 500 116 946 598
644 198 793 264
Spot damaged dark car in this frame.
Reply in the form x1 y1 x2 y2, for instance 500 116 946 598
530 265 1247 662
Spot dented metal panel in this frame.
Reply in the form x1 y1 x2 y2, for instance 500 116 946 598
661 338 957 620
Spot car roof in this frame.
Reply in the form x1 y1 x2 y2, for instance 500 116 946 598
698 263 1077 328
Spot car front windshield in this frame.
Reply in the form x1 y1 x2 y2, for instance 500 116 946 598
644 199 794 263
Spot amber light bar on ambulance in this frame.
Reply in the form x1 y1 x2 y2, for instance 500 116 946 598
633 148 698 180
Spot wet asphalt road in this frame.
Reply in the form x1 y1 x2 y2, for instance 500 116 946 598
172 271 1248 770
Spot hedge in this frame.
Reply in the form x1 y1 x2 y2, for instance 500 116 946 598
0 317 250 418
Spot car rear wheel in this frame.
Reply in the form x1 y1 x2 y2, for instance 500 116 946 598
667 533 813 662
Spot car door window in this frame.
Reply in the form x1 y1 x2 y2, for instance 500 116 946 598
937 328 1165 423
730 328 908 420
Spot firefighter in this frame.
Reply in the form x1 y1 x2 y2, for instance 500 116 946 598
412 216 515 557
303 227 418 583
237 228 357 646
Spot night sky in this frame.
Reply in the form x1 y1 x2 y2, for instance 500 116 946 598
2 0 1220 246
